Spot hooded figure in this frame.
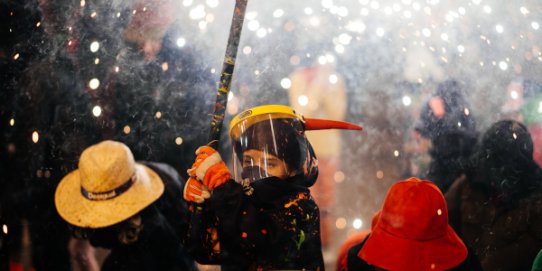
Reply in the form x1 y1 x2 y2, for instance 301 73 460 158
54 140 197 271
415 80 478 192
446 120 542 271
183 104 362 271
342 178 482 271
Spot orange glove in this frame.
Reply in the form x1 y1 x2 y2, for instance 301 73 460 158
183 177 211 203
187 146 232 190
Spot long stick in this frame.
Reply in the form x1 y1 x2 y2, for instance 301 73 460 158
208 0 248 148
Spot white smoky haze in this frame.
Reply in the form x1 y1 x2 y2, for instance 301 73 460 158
5 0 542 266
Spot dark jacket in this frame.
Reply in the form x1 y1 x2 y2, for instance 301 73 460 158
445 120 542 271
188 175 324 271
344 234 482 271
88 162 197 271
446 175 542 271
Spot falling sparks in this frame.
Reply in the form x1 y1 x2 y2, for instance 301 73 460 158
92 106 102 117
32 131 39 143
175 137 183 145
88 78 100 90
352 218 363 229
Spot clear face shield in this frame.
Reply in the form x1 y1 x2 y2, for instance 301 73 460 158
230 113 317 184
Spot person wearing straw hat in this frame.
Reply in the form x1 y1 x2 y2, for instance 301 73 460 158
343 177 482 271
183 104 362 271
55 140 197 271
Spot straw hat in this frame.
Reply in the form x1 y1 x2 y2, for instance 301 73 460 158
359 177 467 271
55 140 164 228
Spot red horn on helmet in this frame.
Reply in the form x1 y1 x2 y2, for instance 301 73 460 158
303 118 363 131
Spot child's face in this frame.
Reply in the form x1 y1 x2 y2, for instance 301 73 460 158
242 149 294 180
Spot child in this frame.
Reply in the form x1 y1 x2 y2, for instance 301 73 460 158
183 104 362 270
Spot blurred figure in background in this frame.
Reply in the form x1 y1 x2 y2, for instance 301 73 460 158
501 78 542 167
288 60 347 249
446 120 542 271
415 79 478 193
55 140 197 271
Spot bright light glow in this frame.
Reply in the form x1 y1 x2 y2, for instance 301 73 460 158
206 0 219 8
338 6 349 17
326 54 336 63
2 224 7 234
376 27 385 37
247 20 260 31
90 41 100 52
183 0 193 7
9 118 14 126
495 24 504 33
246 11 258 20
189 5 206 20
422 28 431 37
297 95 309 106
176 37 186 47
511 90 519 99
520 7 529 15
513 133 517 139
458 7 466 14
32 131 39 143
361 8 369 16
89 78 100 90
335 44 345 54
256 28 267 38
338 33 352 45
273 9 284 18
532 22 540 30
92 106 102 117
304 7 313 15
538 101 542 113
472 0 481 5
440 33 449 41
353 219 363 229
336 218 347 229
346 20 366 33
402 95 412 106
281 78 292 89
243 46 252 55
13 53 19 60
318 55 327 65
403 10 412 18
370 1 379 9
483 5 492 14
334 171 345 183
123 125 131 134
329 74 338 84
175 137 183 145
457 45 465 53
228 91 234 101
464 108 470 115
321 0 333 8
394 150 400 157
499 61 508 70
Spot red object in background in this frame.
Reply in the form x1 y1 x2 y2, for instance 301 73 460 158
529 124 542 167
336 230 371 271
9 261 35 271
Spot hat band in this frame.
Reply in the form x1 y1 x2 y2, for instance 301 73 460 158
81 174 136 201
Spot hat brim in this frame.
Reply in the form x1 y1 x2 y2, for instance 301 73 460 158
55 164 164 228
360 224 467 271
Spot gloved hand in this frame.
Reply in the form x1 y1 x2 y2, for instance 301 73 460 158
187 146 232 190
183 177 211 203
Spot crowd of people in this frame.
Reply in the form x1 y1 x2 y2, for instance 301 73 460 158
3 0 542 271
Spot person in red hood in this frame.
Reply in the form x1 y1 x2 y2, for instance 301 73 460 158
342 177 482 271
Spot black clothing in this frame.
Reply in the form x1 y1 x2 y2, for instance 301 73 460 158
85 162 197 271
188 175 324 271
